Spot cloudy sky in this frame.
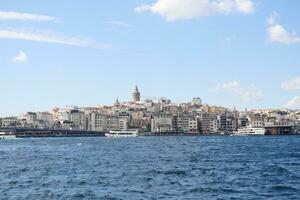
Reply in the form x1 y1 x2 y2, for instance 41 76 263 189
1 0 300 116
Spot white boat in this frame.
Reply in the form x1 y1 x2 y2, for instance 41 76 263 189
0 132 16 139
105 130 138 138
231 127 265 136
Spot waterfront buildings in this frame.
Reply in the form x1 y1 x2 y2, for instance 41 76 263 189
1 85 300 135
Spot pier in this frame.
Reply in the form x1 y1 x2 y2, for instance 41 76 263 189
265 125 294 135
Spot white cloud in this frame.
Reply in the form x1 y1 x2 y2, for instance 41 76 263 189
0 11 56 22
215 80 263 102
135 0 255 21
235 0 254 13
217 80 241 92
285 96 300 109
0 29 111 49
11 51 28 63
106 21 132 27
281 77 300 90
267 13 300 44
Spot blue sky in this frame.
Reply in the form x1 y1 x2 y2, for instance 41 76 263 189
1 0 300 116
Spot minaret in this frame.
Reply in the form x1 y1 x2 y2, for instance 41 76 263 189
132 85 141 102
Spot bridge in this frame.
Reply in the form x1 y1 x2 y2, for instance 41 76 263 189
0 127 105 138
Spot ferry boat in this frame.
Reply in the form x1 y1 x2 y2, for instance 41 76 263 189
0 132 16 139
231 127 265 136
105 130 138 138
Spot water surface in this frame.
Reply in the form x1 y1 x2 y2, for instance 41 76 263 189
1 136 300 199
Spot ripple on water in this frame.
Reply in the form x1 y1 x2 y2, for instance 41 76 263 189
270 185 299 193
0 136 300 199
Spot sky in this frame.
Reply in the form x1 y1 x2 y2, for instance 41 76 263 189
1 0 300 116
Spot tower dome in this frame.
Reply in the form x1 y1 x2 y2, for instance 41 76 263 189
132 85 141 102
115 97 120 107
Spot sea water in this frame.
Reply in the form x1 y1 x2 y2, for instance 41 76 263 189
0 136 300 199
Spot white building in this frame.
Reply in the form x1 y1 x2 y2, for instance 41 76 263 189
57 110 71 121
26 112 37 125
107 115 119 131
1 117 18 127
119 117 128 131
37 112 54 128
249 114 265 127
151 114 173 133
90 112 108 131
188 119 198 133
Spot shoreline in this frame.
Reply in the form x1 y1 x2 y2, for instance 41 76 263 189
1 128 299 138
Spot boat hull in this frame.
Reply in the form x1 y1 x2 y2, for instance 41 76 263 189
0 135 17 139
231 127 265 136
105 130 139 138
105 133 137 138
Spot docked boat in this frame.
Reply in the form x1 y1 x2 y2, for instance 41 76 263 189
0 132 16 139
105 130 138 138
231 127 265 136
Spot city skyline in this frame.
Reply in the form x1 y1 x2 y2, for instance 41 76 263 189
1 83 298 136
1 1 300 116
1 84 299 118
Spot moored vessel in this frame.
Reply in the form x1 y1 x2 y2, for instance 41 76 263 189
0 132 17 139
231 126 265 136
105 130 138 138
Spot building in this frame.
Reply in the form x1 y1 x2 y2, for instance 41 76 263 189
249 113 265 127
131 111 144 128
218 113 228 132
1 117 18 127
107 115 119 131
210 117 218 134
192 97 202 106
200 113 218 135
26 112 37 125
238 116 248 128
188 118 198 133
119 117 128 130
70 110 85 130
37 112 54 128
57 110 71 121
217 113 237 133
132 85 141 102
90 112 108 131
226 116 237 133
89 113 121 131
151 114 173 133
177 115 190 132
